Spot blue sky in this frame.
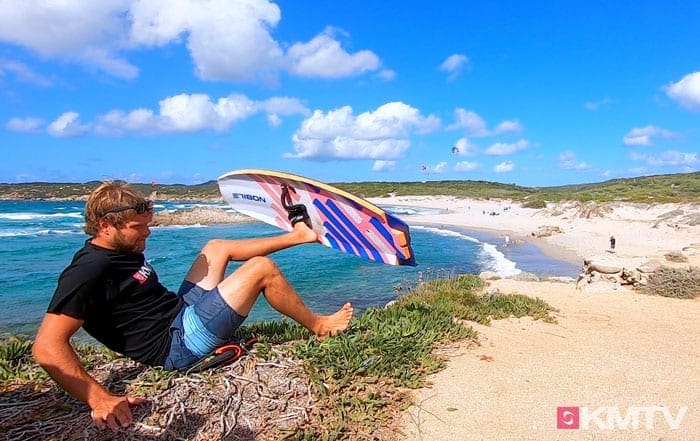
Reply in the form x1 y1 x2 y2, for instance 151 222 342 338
0 0 698 187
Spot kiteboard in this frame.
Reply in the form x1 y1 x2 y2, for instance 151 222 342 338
217 169 416 266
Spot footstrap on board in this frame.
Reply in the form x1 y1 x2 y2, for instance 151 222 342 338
280 184 311 227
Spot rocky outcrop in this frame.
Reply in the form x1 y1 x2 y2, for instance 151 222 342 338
531 225 564 237
150 207 254 226
576 257 662 290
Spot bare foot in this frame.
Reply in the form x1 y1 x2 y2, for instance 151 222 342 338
314 302 354 337
292 221 318 244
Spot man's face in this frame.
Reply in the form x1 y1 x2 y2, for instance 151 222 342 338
110 213 152 253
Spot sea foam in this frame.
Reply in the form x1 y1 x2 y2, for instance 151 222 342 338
412 225 520 277
0 212 83 220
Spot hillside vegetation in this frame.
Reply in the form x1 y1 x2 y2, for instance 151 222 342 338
0 172 698 203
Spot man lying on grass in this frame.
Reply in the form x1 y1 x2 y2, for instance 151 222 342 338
33 181 353 431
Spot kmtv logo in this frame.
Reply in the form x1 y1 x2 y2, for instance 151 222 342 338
557 407 579 429
557 406 688 430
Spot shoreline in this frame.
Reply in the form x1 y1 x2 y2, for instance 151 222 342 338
416 222 582 278
413 218 583 268
371 195 700 269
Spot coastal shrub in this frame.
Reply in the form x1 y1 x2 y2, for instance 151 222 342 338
664 251 688 263
480 293 556 323
642 266 700 299
3 172 699 203
522 198 546 209
394 275 555 326
0 336 41 383
285 275 488 439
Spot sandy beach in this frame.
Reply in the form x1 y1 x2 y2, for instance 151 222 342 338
370 195 700 268
368 196 699 441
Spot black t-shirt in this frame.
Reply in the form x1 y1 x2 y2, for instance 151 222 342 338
48 241 183 366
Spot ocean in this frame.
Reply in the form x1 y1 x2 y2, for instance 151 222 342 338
0 200 580 337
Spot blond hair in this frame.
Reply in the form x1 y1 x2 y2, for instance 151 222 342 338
84 181 150 236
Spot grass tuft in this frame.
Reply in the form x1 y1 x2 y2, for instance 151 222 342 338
642 266 700 299
664 251 688 263
521 198 547 209
0 336 37 383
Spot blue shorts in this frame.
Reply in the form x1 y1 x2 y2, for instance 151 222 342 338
164 281 247 371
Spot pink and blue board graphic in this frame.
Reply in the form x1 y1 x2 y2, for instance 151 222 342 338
217 169 416 266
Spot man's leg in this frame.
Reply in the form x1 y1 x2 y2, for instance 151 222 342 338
217 255 353 337
182 223 353 337
184 223 317 290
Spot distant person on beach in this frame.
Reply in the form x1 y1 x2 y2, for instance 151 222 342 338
504 235 510 247
33 181 353 430
610 235 616 253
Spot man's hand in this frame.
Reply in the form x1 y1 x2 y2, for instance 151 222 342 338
34 314 147 430
90 395 146 430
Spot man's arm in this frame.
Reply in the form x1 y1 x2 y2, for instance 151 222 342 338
32 313 145 430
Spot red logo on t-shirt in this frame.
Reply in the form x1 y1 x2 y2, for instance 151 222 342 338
132 264 152 284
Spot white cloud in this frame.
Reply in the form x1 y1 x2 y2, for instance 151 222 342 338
663 71 700 111
585 97 613 111
0 59 52 86
257 96 311 127
5 117 44 133
493 161 514 173
493 120 523 134
130 0 285 83
438 54 469 81
453 137 479 156
0 0 383 83
0 1 138 79
47 112 89 137
447 109 488 136
372 160 395 172
454 161 479 172
557 151 590 170
376 69 396 81
630 150 698 167
422 162 448 173
267 114 282 127
622 125 677 146
286 27 380 79
485 139 529 156
95 108 157 135
159 93 257 132
288 102 440 161
447 109 524 137
93 93 308 135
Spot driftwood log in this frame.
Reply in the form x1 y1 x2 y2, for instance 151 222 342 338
576 258 662 290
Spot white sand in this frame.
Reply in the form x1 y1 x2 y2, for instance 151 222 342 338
368 196 699 441
370 195 700 267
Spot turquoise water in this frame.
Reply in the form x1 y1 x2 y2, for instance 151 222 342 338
0 200 579 337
